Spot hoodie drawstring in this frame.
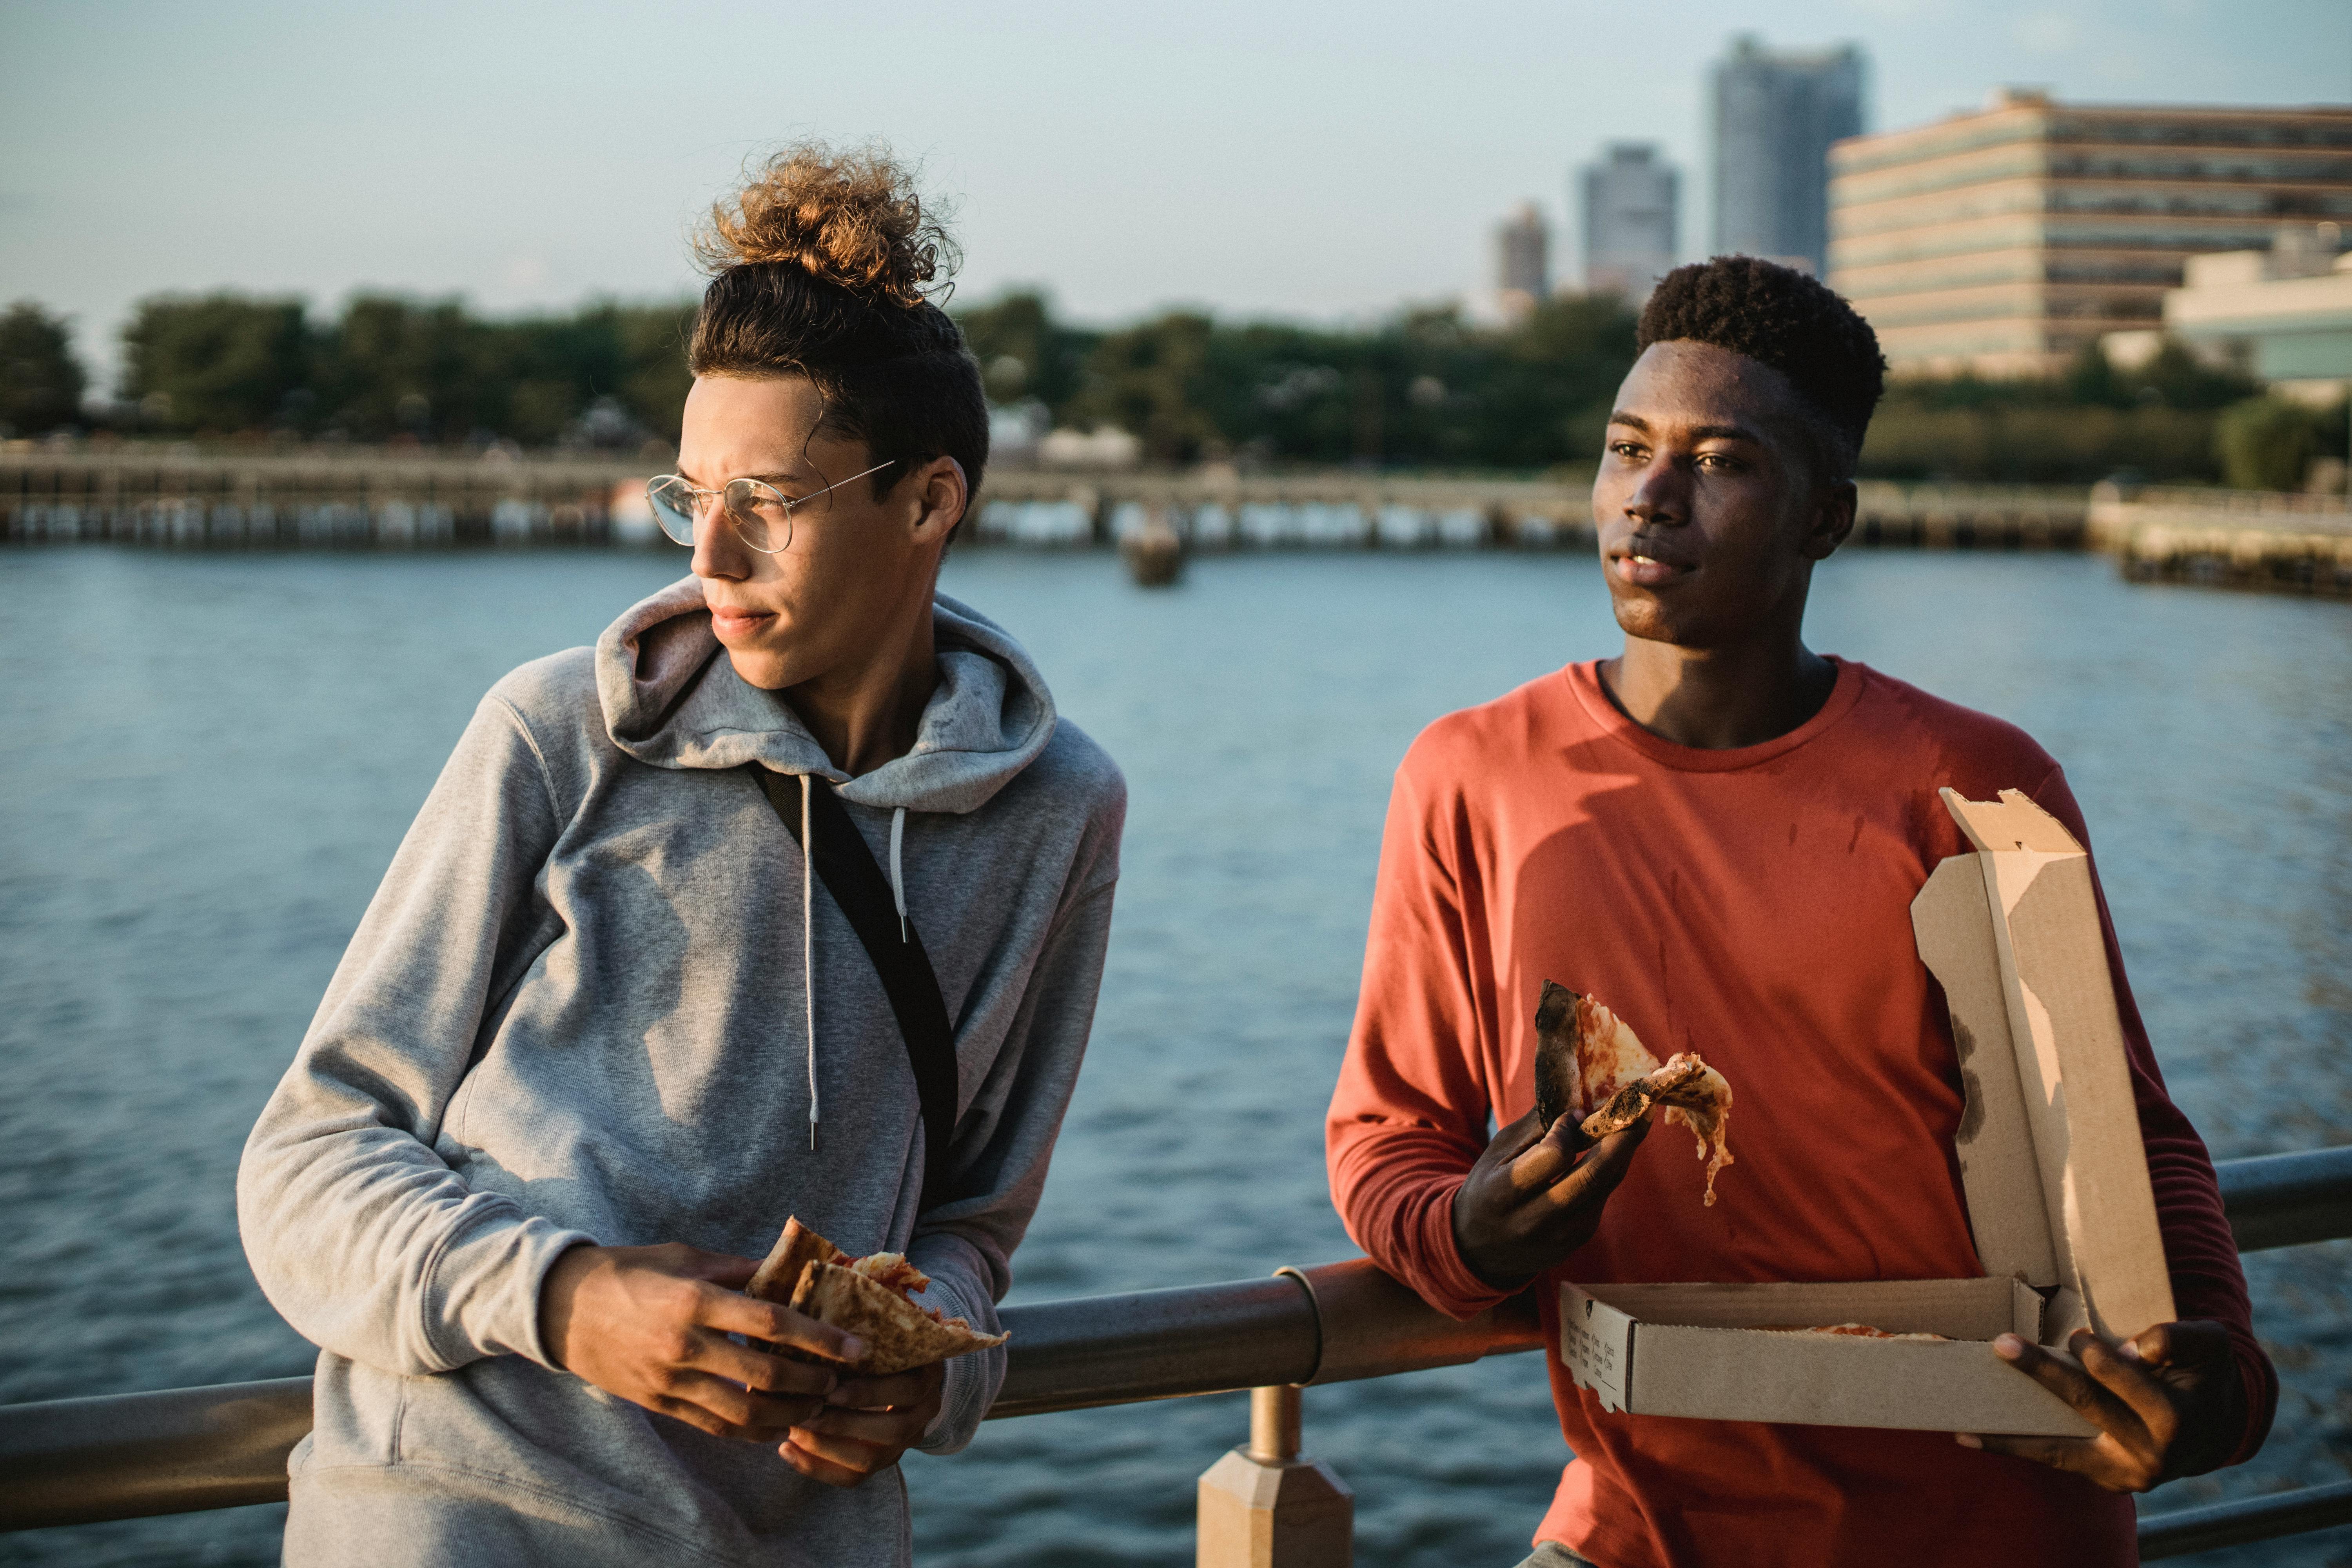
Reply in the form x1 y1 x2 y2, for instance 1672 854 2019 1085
802 773 818 1152
889 808 909 943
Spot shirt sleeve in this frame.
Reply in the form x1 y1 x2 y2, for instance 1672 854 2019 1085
907 773 1125 1454
2030 766 2278 1467
236 693 592 1377
1326 740 1515 1321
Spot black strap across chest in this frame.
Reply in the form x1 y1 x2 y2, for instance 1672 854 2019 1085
747 764 957 1213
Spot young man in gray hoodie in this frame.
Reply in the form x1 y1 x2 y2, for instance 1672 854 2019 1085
238 147 1125 1566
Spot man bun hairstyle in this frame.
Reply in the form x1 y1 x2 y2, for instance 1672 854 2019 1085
690 142 987 530
1636 256 1888 483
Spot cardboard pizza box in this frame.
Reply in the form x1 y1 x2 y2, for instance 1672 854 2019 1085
1556 787 2176 1437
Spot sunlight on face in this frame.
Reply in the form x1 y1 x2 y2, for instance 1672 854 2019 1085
1590 341 1837 650
674 374 932 691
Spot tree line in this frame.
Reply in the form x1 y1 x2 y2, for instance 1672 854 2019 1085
0 295 697 450
0 290 2339 488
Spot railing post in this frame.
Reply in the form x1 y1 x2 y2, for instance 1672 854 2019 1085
1196 1385 1352 1568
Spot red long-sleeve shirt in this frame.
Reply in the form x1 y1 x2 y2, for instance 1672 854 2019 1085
1326 657 2274 1568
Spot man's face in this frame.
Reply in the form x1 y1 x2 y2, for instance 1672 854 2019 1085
1590 340 1851 649
677 374 940 691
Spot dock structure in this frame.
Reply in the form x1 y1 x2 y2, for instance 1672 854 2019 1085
0 446 2090 555
0 447 650 550
2089 483 2352 597
975 469 2088 552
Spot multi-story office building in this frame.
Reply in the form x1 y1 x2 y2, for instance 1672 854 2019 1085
1581 143 1679 305
1495 202 1551 323
1829 91 2352 377
1712 36 1866 277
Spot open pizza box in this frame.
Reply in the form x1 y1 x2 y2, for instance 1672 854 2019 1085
1556 787 2176 1437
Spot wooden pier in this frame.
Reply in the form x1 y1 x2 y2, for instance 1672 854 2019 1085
0 445 2094 555
974 469 2088 552
48 447 2348 581
2089 483 2352 597
0 446 648 549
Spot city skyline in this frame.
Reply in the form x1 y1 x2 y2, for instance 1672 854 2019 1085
3 0 2348 384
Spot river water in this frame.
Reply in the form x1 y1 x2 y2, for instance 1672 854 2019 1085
1 545 2348 1568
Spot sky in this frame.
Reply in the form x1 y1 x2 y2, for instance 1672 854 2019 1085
4 0 2348 385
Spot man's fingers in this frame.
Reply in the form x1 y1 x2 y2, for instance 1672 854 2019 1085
1505 1112 1606 1195
2130 1318 2230 1370
656 1245 761 1289
658 1371 822 1440
780 1436 874 1488
688 1332 838 1400
701 1289 869 1365
1489 1107 1548 1161
829 1365 936 1410
1993 1335 2145 1445
1535 1120 1650 1214
795 1403 929 1446
2075 1330 2177 1444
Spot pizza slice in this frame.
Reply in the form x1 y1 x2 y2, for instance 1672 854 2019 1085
746 1216 1008 1375
1534 979 1735 1206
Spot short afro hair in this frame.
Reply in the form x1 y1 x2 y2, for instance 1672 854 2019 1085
1636 256 1887 481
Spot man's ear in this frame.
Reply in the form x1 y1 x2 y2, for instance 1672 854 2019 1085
1804 479 1857 562
908 456 967 543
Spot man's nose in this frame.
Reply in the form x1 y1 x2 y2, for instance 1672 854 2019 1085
689 503 750 581
1625 457 1688 526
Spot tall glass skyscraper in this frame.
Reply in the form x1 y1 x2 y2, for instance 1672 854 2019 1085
1580 143 1680 306
1494 202 1551 323
1711 35 1867 277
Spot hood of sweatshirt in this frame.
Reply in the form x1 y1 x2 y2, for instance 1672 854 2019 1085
594 575 1056 815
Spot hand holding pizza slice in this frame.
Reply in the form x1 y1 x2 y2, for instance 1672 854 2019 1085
1534 980 1735 1205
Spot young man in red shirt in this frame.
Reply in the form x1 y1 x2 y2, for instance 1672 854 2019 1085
1325 257 2273 1568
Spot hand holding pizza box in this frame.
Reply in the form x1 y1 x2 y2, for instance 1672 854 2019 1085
1555 787 2175 1437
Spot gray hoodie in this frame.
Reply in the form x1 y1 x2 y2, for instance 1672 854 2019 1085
238 577 1125 1567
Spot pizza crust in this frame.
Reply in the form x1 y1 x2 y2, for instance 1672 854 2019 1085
1754 1323 1953 1342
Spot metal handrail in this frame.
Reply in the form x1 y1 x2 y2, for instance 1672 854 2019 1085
4 1150 2348 1548
2140 1481 2352 1560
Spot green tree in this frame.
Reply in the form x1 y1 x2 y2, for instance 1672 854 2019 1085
2215 396 2329 490
120 294 312 432
317 295 485 440
955 290 1096 413
611 302 698 444
0 302 87 435
1069 311 1226 464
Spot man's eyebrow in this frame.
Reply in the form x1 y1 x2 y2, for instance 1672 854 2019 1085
672 465 815 488
1603 414 1764 445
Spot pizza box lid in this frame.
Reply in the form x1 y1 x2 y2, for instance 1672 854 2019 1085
1909 787 2175 1341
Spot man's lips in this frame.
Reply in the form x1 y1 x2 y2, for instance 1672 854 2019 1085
708 604 777 638
1610 547 1697 588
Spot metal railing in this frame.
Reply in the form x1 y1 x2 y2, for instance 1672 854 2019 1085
4 1147 2349 1555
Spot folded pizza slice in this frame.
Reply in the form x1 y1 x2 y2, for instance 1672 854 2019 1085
746 1216 1009 1376
1534 979 1735 1206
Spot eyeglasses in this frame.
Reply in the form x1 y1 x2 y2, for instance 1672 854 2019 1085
644 459 895 554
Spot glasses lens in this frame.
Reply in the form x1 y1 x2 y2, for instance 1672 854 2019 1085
645 477 699 545
724 478 791 553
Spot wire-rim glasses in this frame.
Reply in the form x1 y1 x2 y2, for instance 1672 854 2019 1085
644 459 895 554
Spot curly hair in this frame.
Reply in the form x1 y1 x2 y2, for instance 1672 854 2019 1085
695 142 958 309
1636 256 1887 481
688 142 985 525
